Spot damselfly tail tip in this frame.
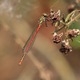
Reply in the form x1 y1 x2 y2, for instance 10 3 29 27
19 61 22 65
19 58 23 65
19 54 26 65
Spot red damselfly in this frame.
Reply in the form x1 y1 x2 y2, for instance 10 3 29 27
19 15 46 65
19 10 62 65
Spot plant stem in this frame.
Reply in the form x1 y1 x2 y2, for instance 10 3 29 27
67 13 80 26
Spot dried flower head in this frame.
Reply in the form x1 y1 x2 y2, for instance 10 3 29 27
67 29 80 39
43 13 48 17
53 33 63 43
50 10 61 22
59 40 72 54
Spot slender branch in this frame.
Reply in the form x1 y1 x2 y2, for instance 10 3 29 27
52 25 66 34
67 13 80 26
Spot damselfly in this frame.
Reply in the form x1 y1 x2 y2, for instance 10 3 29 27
19 15 47 65
19 10 61 65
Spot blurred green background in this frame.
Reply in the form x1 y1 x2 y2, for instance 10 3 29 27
0 0 80 80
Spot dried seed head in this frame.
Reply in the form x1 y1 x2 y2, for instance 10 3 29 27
50 10 61 21
50 9 54 12
50 9 55 16
60 40 72 54
56 10 61 16
52 33 63 43
74 29 80 35
43 13 48 17
67 29 80 38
